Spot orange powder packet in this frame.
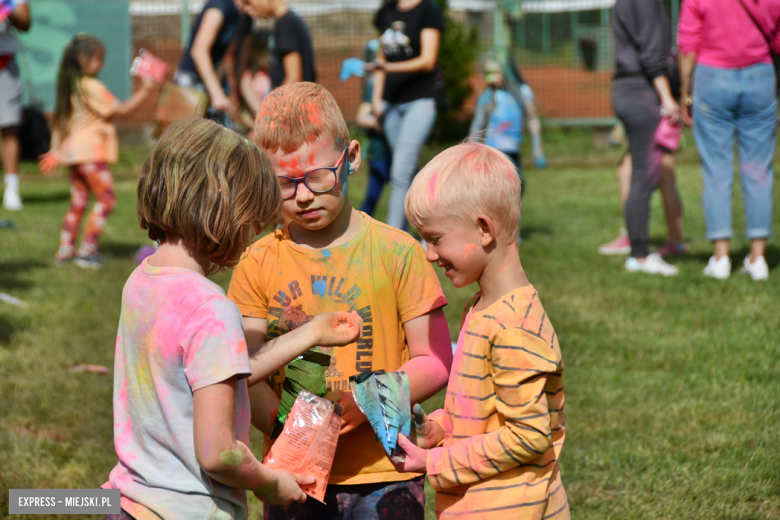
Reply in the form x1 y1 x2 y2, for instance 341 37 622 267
263 390 343 503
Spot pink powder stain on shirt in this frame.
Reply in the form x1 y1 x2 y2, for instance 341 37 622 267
114 377 137 465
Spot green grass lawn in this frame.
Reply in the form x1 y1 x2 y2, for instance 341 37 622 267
1 131 779 519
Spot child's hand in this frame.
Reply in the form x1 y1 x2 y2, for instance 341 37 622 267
409 404 445 449
391 434 428 474
139 76 157 91
324 389 367 435
253 469 314 505
310 311 363 347
38 152 60 176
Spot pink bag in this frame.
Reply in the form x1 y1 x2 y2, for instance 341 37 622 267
654 117 682 152
130 49 169 83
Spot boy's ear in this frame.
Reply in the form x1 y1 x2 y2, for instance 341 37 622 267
347 140 362 175
476 214 496 248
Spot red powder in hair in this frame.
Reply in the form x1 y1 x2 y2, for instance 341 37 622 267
428 171 439 200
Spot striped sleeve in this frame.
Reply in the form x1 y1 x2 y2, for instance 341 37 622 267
426 329 559 490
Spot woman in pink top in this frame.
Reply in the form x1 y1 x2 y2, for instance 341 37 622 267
679 0 779 281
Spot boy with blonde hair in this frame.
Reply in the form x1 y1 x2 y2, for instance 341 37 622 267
227 82 453 519
394 142 570 519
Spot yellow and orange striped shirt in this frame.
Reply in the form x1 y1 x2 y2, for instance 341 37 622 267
427 286 569 519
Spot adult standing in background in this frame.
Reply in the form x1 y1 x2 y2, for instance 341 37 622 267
679 0 779 281
236 0 316 88
0 0 30 211
175 0 250 123
610 0 680 276
369 0 443 231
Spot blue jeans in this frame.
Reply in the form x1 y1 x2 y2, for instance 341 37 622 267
693 63 776 240
360 157 392 217
383 98 437 230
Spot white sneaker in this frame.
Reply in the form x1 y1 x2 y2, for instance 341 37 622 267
2 187 22 210
703 255 731 279
625 252 678 276
741 255 769 281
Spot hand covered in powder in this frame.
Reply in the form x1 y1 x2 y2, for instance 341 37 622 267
409 404 444 449
38 152 60 176
310 311 363 347
254 469 314 505
391 434 428 474
324 389 367 435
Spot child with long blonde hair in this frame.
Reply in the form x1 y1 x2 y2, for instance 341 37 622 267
103 118 362 520
40 33 156 268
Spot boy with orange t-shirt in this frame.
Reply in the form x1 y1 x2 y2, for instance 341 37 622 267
227 82 453 519
394 143 569 520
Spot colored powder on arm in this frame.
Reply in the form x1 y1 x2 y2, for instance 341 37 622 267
219 449 244 466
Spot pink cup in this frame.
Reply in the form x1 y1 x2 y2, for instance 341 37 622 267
130 49 169 83
654 117 682 152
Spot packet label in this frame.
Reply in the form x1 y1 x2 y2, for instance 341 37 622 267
263 390 342 503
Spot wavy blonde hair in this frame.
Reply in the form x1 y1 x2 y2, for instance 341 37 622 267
405 142 522 245
137 119 281 272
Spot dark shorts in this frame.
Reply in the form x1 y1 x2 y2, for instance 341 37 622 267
264 476 426 520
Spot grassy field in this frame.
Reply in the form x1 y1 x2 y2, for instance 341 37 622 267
1 129 779 519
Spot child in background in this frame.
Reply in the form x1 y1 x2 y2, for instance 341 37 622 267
103 118 362 520
228 82 453 520
469 57 547 189
239 28 272 134
39 34 156 269
234 0 316 88
396 143 569 520
355 40 392 217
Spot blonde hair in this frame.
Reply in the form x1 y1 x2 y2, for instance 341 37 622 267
254 82 350 154
405 142 522 245
137 119 281 273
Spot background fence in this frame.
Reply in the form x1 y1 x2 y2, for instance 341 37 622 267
20 0 682 128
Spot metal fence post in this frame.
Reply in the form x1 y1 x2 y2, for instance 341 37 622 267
181 0 190 49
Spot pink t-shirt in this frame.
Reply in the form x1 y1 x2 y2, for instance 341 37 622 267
104 260 252 520
678 0 778 69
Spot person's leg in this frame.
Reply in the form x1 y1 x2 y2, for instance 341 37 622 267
339 476 425 520
598 153 632 255
77 163 117 257
658 152 685 245
57 166 90 261
360 158 391 216
384 98 436 230
0 59 23 210
618 153 632 207
613 81 663 260
735 63 775 265
693 64 739 261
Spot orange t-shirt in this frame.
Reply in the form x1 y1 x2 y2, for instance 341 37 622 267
228 212 448 485
55 77 120 165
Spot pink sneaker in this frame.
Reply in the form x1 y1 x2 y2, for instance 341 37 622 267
657 240 689 256
598 234 631 255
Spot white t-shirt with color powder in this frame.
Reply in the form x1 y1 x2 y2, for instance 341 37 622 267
104 259 253 520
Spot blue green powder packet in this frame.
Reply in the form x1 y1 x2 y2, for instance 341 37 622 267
349 370 411 463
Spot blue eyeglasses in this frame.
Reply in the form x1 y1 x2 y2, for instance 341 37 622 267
277 147 348 200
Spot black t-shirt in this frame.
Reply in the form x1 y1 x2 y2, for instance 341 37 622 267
374 0 444 104
178 0 250 83
269 11 317 88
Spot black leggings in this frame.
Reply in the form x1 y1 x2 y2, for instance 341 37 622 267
612 77 663 258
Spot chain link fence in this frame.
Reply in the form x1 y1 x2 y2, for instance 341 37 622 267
23 0 682 128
